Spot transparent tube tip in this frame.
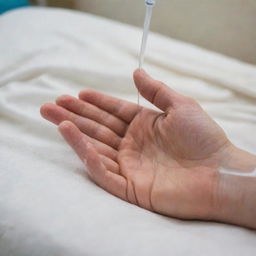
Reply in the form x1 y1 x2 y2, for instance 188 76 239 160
145 0 156 6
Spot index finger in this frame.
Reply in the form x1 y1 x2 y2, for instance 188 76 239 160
79 90 142 123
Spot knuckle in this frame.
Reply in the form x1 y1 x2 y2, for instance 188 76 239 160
98 110 109 123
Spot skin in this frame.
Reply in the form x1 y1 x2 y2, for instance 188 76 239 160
40 69 256 228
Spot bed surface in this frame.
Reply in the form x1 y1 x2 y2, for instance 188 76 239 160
0 7 256 256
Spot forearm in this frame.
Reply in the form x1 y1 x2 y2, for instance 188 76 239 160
214 145 256 229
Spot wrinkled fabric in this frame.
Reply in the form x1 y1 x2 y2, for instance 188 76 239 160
0 7 255 256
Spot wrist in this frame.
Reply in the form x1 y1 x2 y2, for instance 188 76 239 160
220 144 256 172
213 144 256 229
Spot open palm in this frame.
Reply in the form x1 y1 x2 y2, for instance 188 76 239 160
41 70 230 220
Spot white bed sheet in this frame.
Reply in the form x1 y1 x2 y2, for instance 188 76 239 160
0 7 255 256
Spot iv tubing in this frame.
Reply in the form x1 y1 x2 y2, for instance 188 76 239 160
139 0 155 69
137 1 155 105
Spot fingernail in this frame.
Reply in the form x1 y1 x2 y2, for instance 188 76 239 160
139 68 146 75
141 69 152 78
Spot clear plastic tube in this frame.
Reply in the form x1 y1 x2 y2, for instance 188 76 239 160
139 1 155 68
138 0 156 105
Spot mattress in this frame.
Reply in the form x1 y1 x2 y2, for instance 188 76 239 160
0 7 255 256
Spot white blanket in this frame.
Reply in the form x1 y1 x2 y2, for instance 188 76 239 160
0 7 255 256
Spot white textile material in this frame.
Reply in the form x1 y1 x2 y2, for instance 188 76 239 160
0 7 256 256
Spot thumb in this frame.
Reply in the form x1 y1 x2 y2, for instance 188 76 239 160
133 69 180 111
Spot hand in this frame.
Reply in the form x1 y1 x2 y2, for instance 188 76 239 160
40 69 255 225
